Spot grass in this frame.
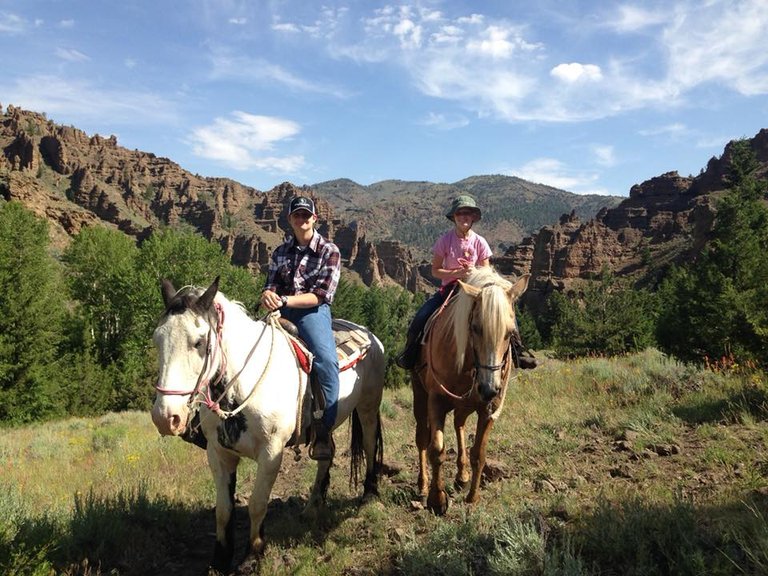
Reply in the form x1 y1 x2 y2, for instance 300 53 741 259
1 349 767 575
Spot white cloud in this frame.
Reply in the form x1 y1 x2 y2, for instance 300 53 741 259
208 49 350 98
272 22 300 33
466 24 537 59
189 111 305 173
506 158 601 194
55 47 89 62
276 2 768 124
0 74 177 124
662 0 768 96
229 17 247 25
638 123 687 137
419 111 469 130
592 145 615 167
0 11 25 33
551 63 602 83
607 5 667 32
58 19 75 28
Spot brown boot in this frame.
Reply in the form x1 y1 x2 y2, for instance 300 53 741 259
309 420 335 461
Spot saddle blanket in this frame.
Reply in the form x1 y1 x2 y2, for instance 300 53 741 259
287 318 372 373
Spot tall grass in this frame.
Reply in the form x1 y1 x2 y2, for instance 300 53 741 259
1 350 767 575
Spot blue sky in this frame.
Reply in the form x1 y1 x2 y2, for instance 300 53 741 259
2 1 767 196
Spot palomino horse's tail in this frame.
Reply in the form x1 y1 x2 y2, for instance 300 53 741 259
349 409 384 490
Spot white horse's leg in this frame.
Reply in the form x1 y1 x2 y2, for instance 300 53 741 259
360 409 382 499
246 442 285 557
208 448 240 573
304 458 332 518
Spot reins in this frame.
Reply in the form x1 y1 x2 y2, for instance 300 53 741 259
155 304 305 438
426 284 517 402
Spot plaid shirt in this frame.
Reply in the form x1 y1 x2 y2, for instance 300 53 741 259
263 230 341 305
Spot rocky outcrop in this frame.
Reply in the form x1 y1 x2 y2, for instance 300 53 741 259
0 104 419 286
499 129 768 309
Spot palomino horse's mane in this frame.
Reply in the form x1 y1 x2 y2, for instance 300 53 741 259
435 267 515 372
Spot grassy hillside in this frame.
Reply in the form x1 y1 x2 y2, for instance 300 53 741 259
311 175 623 257
2 350 767 575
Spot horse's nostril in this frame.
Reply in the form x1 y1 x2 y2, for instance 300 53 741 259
170 414 181 430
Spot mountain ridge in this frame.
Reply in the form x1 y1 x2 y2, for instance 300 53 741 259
3 103 765 300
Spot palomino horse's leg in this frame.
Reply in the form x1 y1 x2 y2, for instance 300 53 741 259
208 448 240 573
453 406 473 490
466 410 495 504
246 442 285 557
426 393 451 515
411 374 430 505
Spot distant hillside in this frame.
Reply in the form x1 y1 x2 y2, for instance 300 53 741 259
311 176 623 258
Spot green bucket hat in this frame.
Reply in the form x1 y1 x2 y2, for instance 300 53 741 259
446 195 481 221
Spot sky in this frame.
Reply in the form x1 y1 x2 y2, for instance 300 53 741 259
1 1 768 197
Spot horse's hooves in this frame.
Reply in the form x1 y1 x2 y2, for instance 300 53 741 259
427 490 449 516
454 477 469 492
361 490 379 506
234 554 261 576
464 491 480 505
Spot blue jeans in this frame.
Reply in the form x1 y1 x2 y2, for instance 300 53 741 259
409 288 451 339
282 303 339 430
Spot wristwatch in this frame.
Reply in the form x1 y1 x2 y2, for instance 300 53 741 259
280 295 289 308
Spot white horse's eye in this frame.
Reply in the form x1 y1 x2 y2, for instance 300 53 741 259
194 338 206 350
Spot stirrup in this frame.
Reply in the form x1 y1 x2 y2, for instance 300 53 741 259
309 420 335 461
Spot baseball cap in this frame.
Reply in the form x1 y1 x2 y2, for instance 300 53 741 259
288 196 317 216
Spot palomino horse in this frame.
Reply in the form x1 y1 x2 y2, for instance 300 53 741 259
151 277 385 573
411 267 530 515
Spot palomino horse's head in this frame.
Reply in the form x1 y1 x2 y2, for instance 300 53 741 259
448 268 530 403
150 276 220 437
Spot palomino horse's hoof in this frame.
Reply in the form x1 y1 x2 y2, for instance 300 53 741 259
427 489 449 516
454 476 469 492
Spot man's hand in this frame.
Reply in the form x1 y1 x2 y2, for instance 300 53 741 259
260 289 285 312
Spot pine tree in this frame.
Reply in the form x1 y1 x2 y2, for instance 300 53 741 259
0 202 66 423
657 140 768 365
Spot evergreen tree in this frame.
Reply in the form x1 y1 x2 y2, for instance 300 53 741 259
62 226 139 366
0 202 66 423
549 271 658 358
657 140 768 365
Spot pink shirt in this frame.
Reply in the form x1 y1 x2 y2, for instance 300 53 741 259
432 230 493 286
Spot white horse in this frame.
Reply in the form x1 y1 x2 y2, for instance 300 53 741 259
150 277 385 573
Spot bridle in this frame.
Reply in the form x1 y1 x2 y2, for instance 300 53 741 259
154 302 227 409
154 300 306 458
154 303 278 418
433 286 516 402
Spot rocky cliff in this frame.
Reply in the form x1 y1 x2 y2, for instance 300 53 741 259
0 104 419 287
495 128 768 310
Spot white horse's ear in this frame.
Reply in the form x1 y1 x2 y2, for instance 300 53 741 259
506 273 531 300
458 280 482 298
161 279 177 308
197 276 220 311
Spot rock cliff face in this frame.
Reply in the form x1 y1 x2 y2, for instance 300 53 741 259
495 129 768 310
3 104 766 300
0 104 417 286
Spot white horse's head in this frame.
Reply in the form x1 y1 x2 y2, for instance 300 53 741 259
151 277 220 437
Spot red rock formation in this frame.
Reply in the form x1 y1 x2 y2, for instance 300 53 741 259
0 104 417 286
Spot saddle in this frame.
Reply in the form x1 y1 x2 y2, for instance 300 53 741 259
282 317 373 375
280 318 373 451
